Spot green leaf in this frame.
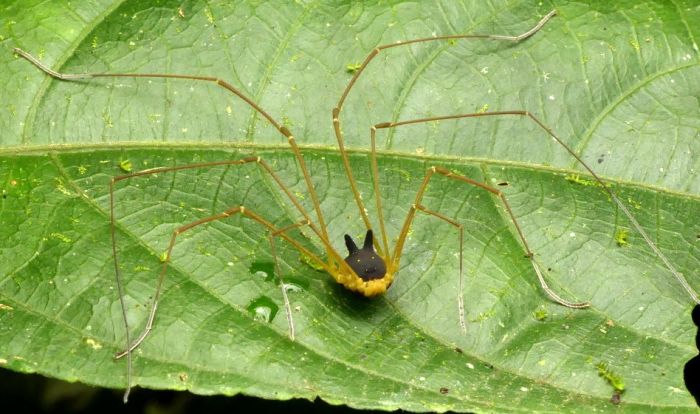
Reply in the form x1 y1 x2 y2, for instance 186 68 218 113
1 1 699 412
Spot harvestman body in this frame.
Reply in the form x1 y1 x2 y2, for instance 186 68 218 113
14 9 700 402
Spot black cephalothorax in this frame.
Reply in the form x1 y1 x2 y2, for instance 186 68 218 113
684 305 700 406
344 230 386 281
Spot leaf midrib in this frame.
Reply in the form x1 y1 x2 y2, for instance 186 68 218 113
2 143 695 201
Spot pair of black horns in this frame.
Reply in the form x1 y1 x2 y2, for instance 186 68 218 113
345 229 374 254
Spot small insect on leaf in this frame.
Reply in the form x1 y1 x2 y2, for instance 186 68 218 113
565 173 602 187
615 228 629 247
597 362 626 393
533 306 548 321
345 63 362 74
300 254 324 272
119 159 133 173
50 232 72 243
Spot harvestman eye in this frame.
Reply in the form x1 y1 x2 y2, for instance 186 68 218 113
13 8 700 403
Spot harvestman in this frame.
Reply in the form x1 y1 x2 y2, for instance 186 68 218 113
14 9 700 402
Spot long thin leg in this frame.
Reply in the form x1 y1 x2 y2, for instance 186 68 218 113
114 204 323 400
13 47 336 265
327 3 698 304
332 10 558 255
394 166 590 314
110 157 340 261
268 219 319 342
114 214 315 358
108 158 337 402
412 205 467 334
374 112 700 304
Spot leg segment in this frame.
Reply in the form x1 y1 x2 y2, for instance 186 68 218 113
114 203 323 401
268 219 320 342
108 158 336 402
412 205 467 334
14 47 335 263
331 10 558 255
375 111 700 305
109 157 339 262
325 3 698 303
392 166 590 325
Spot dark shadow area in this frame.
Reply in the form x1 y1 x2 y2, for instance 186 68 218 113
0 368 429 414
684 304 700 407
